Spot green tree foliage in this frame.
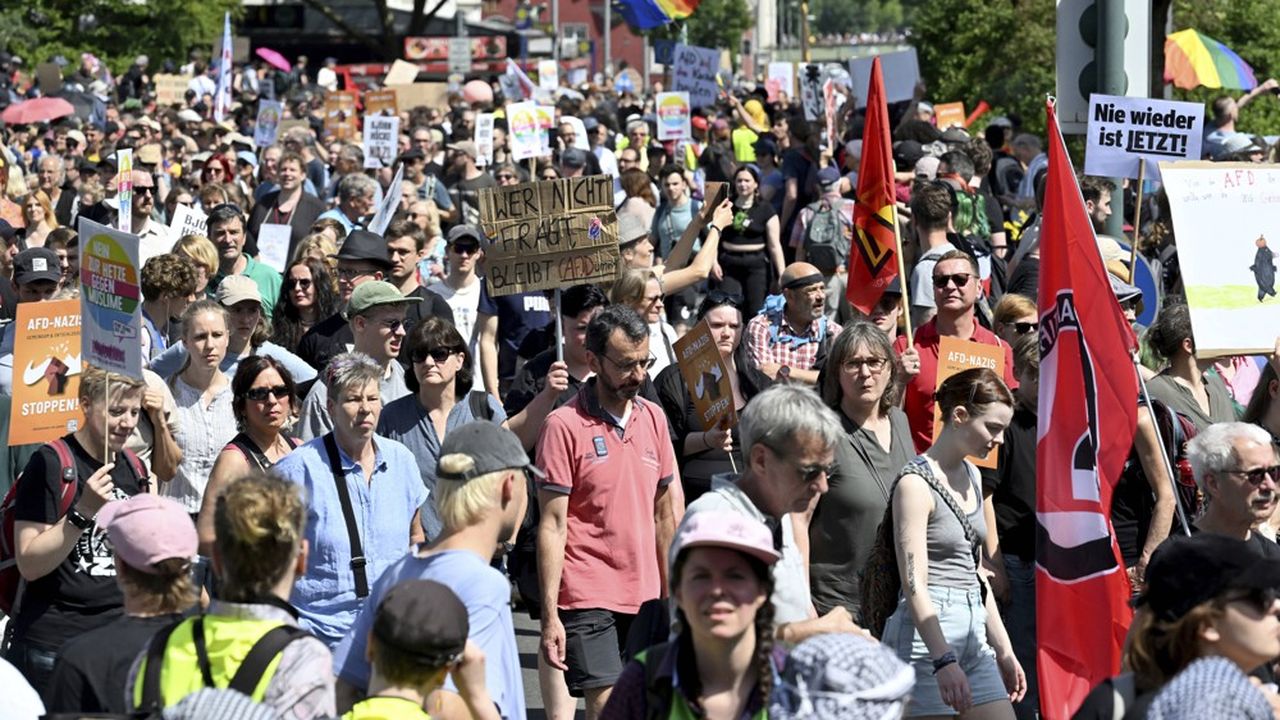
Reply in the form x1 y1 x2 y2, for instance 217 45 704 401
812 0 903 36
0 0 239 76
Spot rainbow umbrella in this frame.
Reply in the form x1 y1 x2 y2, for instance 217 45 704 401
1164 29 1257 90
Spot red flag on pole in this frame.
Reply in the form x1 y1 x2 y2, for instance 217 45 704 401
846 57 899 316
1036 97 1138 719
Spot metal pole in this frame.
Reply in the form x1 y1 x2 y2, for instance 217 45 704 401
603 0 612 75
643 33 650 90
1098 0 1126 239
552 0 560 61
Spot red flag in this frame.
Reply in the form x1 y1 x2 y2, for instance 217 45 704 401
1036 98 1137 719
846 57 898 315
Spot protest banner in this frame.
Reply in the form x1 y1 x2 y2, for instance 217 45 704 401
537 59 559 92
672 319 736 431
78 219 143 380
477 176 619 296
506 102 541 161
116 149 133 232
670 43 721 108
849 49 920 108
475 113 495 167
766 62 794 102
656 92 692 141
363 115 400 169
535 105 555 155
153 73 192 106
798 64 823 121
935 102 966 129
254 100 283 148
168 203 207 241
388 83 449 113
932 336 1004 468
324 91 357 140
10 299 83 446
1160 161 1280 355
364 89 398 116
1085 94 1204 181
369 163 405 237
653 39 676 67
385 59 420 85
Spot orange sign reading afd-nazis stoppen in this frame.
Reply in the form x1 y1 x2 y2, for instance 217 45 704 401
478 176 619 296
10 299 83 446
933 335 1005 469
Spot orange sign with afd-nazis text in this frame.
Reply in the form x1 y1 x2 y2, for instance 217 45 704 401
932 335 1005 469
10 299 84 446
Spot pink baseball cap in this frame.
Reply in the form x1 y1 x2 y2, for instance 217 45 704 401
95 494 198 573
670 510 781 572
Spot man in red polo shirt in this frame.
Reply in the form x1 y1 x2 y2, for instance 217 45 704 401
535 304 681 719
895 249 1017 451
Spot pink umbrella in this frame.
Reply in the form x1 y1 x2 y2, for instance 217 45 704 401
255 47 292 73
2 97 76 125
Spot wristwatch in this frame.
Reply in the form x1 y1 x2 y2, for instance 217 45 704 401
66 508 95 531
932 650 958 675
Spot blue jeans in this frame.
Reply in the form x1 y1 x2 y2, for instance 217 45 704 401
1003 555 1040 719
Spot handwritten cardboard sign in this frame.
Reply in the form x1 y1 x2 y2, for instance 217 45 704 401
477 176 620 296
933 335 1005 468
388 83 449 113
672 319 736 431
935 102 966 129
10 299 83 446
324 91 357 140
1085 94 1204 181
670 43 721 108
364 89 399 116
153 73 192 106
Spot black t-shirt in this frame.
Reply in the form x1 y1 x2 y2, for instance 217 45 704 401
979 184 1005 236
296 311 350 373
1072 675 1154 720
987 405 1037 561
1007 256 1039 301
490 292 552 382
11 435 144 647
45 613 184 714
448 173 497 226
720 201 777 247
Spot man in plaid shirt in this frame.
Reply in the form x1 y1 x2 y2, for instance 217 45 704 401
745 262 840 385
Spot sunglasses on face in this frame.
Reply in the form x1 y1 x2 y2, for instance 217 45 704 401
1013 322 1038 335
133 186 155 196
412 347 459 364
933 272 973 289
1227 465 1280 485
794 460 838 484
378 318 406 333
287 278 312 290
496 174 517 182
245 384 289 402
451 244 479 256
1222 587 1280 615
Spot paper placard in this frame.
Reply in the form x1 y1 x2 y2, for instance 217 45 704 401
537 59 559 92
672 319 736 431
368 163 404 237
168 204 208 241
255 100 284 148
766 62 794 102
935 102 967 129
363 115 400 169
506 102 542 161
385 59 421 86
10 299 83 446
799 64 823 121
36 62 62 94
78 219 143 380
448 37 472 77
116 150 133 232
477 176 620 296
1085 94 1204 181
153 73 192 106
670 44 721 108
656 92 692 141
257 223 292 274
475 113 495 167
849 49 920 108
535 105 555 155
324 91 357 140
932 335 1005 468
364 89 398 116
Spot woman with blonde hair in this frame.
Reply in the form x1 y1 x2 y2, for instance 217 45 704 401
292 232 340 274
21 190 58 247
172 234 219 297
991 294 1038 346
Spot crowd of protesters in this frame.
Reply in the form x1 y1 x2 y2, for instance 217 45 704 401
3 42 1280 720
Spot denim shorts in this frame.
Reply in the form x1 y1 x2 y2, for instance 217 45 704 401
883 585 1008 717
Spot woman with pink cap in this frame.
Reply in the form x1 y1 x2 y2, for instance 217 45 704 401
602 510 780 719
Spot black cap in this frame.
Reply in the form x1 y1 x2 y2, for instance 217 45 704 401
399 147 426 162
560 147 588 169
439 421 545 482
332 230 392 269
446 224 486 247
893 140 925 172
372 580 469 667
14 247 62 285
0 219 16 245
1136 534 1280 622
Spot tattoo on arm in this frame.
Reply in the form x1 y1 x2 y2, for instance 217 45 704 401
907 552 918 597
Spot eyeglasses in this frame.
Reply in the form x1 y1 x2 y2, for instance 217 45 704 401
378 318 406 333
789 458 838 484
496 173 517 182
412 347 459 364
933 272 973 289
451 244 480 256
1013 322 1038 335
287 278 313 290
602 353 656 374
842 357 888 373
1226 465 1280 485
245 384 289 402
336 267 377 281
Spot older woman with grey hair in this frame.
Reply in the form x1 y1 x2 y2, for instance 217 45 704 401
810 322 914 621
271 351 427 649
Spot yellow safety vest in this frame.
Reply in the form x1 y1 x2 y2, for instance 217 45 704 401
342 695 433 719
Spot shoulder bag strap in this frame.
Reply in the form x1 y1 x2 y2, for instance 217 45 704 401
138 618 186 711
230 434 273 472
914 459 982 570
323 433 369 598
190 617 217 688
228 625 311 697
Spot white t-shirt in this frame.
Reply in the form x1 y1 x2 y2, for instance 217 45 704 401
428 277 486 393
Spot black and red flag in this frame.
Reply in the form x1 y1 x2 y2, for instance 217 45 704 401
847 57 899 315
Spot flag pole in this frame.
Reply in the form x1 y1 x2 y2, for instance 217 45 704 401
893 205 913 347
1132 356 1192 536
1127 160 1146 276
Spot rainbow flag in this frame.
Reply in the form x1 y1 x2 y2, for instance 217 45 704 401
656 0 699 19
614 0 700 29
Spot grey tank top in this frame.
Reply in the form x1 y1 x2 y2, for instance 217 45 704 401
921 458 987 589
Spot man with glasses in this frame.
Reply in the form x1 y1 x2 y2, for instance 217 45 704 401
894 250 1016 452
299 281 418 440
206 204 283 322
297 229 399 372
745 261 840 386
1186 422 1280 556
427 225 498 398
535 304 680 719
681 383 863 643
127 169 171 267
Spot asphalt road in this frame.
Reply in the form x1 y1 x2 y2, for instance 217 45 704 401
515 609 587 719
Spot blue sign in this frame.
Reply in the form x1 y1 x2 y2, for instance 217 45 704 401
653 39 675 67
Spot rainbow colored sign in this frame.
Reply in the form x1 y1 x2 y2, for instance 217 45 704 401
78 218 143 379
656 92 691 141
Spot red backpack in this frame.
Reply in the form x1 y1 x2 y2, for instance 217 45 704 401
0 438 147 616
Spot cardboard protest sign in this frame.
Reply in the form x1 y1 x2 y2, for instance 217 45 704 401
537 59 559 92
78 219 143 380
933 336 1005 468
368 163 404 237
168 204 208 241
849 49 920 108
1160 161 1280 355
116 150 133 232
672 319 736 431
385 59 420 85
153 73 191 106
9 299 83 446
388 83 449 113
766 62 794 102
324 91 357 140
255 100 283 148
477 176 620 296
475 113 495 167
935 102 966 129
798 64 824 121
1085 94 1204 181
506 102 542 161
364 89 398 116
656 92 692 141
36 62 62 94
363 115 400 169
670 44 721 108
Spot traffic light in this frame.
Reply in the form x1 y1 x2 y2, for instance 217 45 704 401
1056 0 1151 134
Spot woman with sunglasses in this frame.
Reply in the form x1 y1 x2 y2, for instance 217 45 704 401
716 164 783 318
654 290 772 503
493 162 523 187
876 367 1025 719
196 356 302 554
612 268 678 377
271 258 341 350
991 294 1038 346
378 317 506 540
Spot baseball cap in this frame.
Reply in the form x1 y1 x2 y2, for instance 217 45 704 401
399 147 426 162
988 116 1013 129
446 224 486 247
692 115 708 131
1135 534 1280 622
348 280 422 317
95 495 198 573
940 126 970 143
1108 273 1143 305
333 230 393 268
582 116 600 132
0 219 16 245
439 421 545 482
236 150 258 167
216 275 261 307
447 140 478 160
914 156 941 180
893 140 925 171
560 147 588 169
65 129 86 147
372 580 470 667
14 248 62 285
817 166 841 188
917 101 934 115
177 109 202 124
669 511 781 576
617 213 649 246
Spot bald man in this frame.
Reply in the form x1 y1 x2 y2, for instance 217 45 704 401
744 262 840 385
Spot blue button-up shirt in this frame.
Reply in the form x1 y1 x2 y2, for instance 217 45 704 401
273 433 427 649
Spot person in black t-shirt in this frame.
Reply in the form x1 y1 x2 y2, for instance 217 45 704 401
5 366 149 695
45 494 197 714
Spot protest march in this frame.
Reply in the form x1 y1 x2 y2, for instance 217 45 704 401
4 4 1280 720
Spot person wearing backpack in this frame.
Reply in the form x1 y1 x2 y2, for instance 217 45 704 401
125 472 336 718
791 166 854 322
3 365 150 696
